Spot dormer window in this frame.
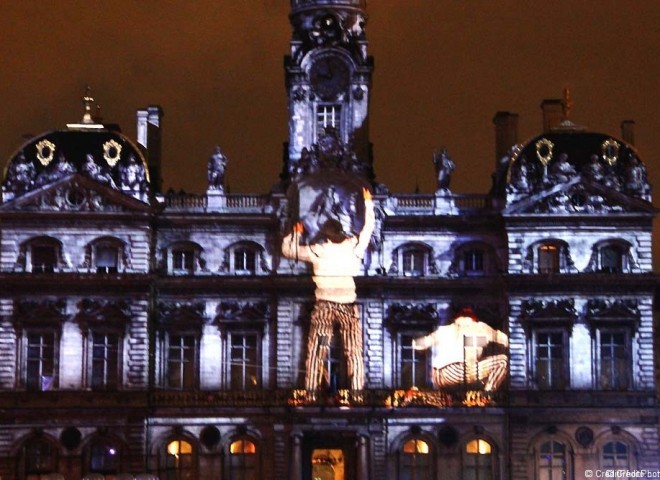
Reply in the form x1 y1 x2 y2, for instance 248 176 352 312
463 249 484 274
95 245 118 274
31 245 57 273
600 245 624 273
167 242 204 275
538 245 559 274
402 248 426 277
173 248 195 273
234 247 256 275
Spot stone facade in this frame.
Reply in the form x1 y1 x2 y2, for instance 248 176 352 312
0 1 658 479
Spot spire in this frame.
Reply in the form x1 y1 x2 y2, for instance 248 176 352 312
66 86 104 130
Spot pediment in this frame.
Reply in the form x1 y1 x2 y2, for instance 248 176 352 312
505 177 656 215
0 174 152 213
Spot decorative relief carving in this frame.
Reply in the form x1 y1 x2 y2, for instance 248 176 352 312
14 299 67 323
585 299 639 320
157 301 206 324
520 299 576 321
215 301 270 322
386 303 439 326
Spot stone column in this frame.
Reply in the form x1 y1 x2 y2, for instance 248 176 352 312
289 431 303 480
356 433 369 480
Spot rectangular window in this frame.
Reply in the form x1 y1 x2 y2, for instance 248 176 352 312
31 246 57 273
234 248 256 274
167 335 197 389
316 104 341 134
26 333 56 391
400 334 429 389
535 331 566 389
172 249 195 273
230 333 260 390
463 250 484 273
402 250 425 277
599 331 629 390
96 246 118 274
538 245 560 274
91 333 120 390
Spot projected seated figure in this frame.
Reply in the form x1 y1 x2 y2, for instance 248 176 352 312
281 188 375 392
413 308 508 392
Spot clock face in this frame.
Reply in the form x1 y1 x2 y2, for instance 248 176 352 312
309 56 350 100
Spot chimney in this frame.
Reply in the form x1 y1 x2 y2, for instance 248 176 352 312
540 99 563 132
137 105 164 193
493 111 519 164
620 120 635 145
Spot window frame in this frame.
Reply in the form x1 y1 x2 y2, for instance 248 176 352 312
463 438 496 480
88 331 122 391
159 438 196 480
22 437 58 479
165 333 199 390
316 103 342 139
397 332 431 389
398 437 434 480
227 437 260 480
87 440 121 476
532 329 569 390
596 328 631 390
227 330 262 391
537 440 568 480
600 441 631 470
24 330 59 392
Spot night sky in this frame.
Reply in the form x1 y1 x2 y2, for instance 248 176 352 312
1 2 659 197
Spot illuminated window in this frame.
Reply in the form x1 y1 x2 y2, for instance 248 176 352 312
26 332 57 391
538 441 567 480
538 245 560 274
90 332 120 390
400 334 429 389
464 439 494 480
317 104 341 133
95 245 119 274
23 438 56 479
534 331 568 390
601 441 630 469
229 439 258 480
598 331 629 390
160 439 194 480
234 247 256 274
399 438 432 480
167 335 197 390
229 333 261 390
89 442 120 474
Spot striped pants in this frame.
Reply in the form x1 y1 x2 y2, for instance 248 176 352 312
432 354 508 392
305 300 364 391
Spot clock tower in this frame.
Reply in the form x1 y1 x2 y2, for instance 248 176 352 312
284 0 373 181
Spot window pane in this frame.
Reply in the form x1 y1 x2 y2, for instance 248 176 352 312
536 333 565 389
401 335 427 388
91 333 119 390
600 246 623 273
317 105 341 132
32 245 57 273
600 331 628 389
173 249 195 272
402 249 424 276
25 440 53 473
90 443 119 473
602 441 629 468
464 249 484 272
230 334 260 390
234 248 256 273
26 333 55 391
168 336 196 389
96 245 118 273
162 440 194 480
538 441 567 480
401 439 431 480
538 245 559 274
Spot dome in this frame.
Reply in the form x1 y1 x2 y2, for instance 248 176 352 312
2 127 150 201
503 123 650 201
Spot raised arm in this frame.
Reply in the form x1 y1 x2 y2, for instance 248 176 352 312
281 222 312 262
354 188 375 258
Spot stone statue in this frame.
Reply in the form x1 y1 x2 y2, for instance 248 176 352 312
5 151 35 194
120 154 147 193
512 156 530 192
82 154 117 189
550 153 576 183
433 148 455 192
583 154 605 183
36 153 75 186
207 146 228 191
624 155 647 195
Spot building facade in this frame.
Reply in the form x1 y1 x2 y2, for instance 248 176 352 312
0 1 658 479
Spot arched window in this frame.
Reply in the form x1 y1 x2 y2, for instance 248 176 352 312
391 243 435 277
224 242 265 275
160 438 195 480
399 438 432 480
451 241 499 277
167 242 203 275
538 441 567 480
464 439 495 480
22 237 63 273
601 441 630 469
21 437 57 479
528 240 573 274
87 440 121 476
228 438 259 480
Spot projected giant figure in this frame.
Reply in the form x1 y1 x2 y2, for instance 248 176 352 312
414 308 508 392
282 188 375 392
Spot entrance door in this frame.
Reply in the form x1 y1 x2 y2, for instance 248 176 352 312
303 434 354 480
